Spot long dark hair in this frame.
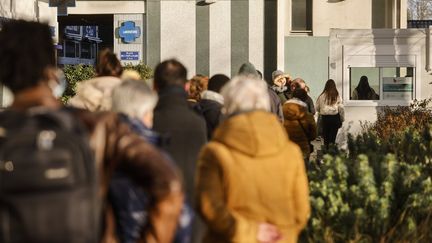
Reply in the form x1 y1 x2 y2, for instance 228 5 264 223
356 76 373 100
320 79 339 105
96 49 123 77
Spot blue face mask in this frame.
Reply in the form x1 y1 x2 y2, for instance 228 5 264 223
50 69 66 98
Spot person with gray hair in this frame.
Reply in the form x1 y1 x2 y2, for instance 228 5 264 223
110 80 193 243
221 75 271 115
196 75 310 243
112 79 158 128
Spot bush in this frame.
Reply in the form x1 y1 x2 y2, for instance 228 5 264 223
362 99 432 139
304 100 432 242
123 62 153 80
305 141 432 242
62 64 95 104
61 62 152 104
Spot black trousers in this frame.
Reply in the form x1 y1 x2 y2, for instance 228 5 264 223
322 114 341 149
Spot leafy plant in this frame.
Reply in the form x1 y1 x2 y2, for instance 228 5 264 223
123 61 153 80
61 64 95 104
60 62 152 104
361 99 432 139
304 100 432 242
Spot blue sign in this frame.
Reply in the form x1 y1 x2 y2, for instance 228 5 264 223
120 51 139 61
118 21 141 43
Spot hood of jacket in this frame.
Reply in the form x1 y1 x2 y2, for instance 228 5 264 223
283 98 308 120
68 76 123 112
201 90 224 105
213 110 288 157
237 62 259 78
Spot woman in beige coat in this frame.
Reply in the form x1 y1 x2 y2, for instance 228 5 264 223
196 75 310 243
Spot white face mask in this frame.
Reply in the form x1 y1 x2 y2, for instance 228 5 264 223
49 69 66 98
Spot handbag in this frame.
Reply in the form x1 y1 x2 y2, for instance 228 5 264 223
297 119 314 153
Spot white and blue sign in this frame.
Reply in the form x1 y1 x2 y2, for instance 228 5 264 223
120 51 140 61
118 21 141 44
83 26 97 38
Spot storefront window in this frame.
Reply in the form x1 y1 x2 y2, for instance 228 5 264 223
81 42 91 59
349 67 414 101
65 41 76 58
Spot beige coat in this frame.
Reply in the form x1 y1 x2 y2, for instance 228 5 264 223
196 111 310 243
68 76 123 112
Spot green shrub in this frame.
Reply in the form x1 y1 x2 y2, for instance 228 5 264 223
123 62 153 80
305 147 432 242
62 64 95 104
61 62 152 104
304 100 432 242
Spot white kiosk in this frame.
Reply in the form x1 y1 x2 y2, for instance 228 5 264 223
329 28 432 140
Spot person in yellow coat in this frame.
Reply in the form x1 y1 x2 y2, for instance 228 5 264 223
196 75 310 243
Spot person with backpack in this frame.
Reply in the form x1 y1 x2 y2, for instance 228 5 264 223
0 20 183 243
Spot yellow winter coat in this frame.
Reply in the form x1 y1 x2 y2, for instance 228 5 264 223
196 110 310 243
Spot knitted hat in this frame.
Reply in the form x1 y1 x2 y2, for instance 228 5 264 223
272 70 284 81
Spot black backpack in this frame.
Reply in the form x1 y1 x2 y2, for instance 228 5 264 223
0 108 100 243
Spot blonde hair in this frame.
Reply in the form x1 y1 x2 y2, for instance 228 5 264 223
188 75 209 101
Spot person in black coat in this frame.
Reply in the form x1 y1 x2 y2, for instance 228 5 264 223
198 74 230 139
152 59 207 205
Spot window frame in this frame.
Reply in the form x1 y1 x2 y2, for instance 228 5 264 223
348 66 416 104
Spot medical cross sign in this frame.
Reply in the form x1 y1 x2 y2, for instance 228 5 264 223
118 21 141 44
49 0 76 16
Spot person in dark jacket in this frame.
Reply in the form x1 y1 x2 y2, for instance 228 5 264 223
292 78 316 115
283 88 317 163
352 76 379 100
238 63 284 122
0 20 183 243
199 74 230 139
152 59 207 243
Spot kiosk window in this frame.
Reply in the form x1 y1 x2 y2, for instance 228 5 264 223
350 67 414 101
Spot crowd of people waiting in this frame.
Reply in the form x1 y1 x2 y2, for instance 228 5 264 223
0 20 346 243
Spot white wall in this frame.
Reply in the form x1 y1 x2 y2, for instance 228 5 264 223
160 0 196 78
313 0 372 37
329 29 432 137
68 1 145 15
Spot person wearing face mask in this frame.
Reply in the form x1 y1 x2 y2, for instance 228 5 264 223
0 20 183 243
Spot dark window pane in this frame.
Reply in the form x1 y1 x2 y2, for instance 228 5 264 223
65 41 76 58
292 0 312 31
81 42 91 59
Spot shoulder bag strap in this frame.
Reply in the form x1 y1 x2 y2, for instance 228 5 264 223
297 119 311 141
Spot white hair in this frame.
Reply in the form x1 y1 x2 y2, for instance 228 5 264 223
221 75 270 115
111 80 158 119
